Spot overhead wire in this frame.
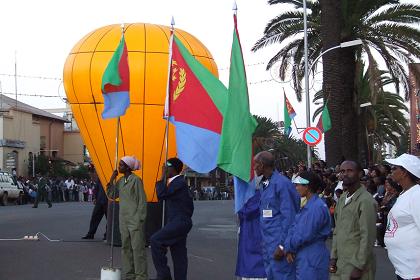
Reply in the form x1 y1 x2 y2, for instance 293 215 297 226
0 60 299 99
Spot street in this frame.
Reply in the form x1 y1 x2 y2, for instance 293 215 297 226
0 200 395 280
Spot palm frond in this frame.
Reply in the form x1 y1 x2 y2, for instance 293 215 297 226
367 4 420 25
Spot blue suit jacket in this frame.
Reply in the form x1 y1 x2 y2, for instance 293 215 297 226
156 176 194 222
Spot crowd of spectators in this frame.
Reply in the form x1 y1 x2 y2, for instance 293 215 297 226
285 160 402 247
16 176 98 205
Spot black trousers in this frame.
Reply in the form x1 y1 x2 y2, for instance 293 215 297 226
87 202 107 236
151 218 192 280
33 190 51 207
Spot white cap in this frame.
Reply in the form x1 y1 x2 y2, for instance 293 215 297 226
385 153 420 178
292 176 310 185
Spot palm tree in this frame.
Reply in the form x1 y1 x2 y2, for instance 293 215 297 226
253 0 420 166
252 0 322 101
313 65 408 166
253 115 281 152
253 115 313 170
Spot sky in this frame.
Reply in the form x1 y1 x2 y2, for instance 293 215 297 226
4 0 413 160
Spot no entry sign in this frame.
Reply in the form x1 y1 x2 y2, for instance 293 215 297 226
303 127 322 146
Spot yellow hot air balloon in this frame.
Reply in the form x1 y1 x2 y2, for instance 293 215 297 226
63 23 219 201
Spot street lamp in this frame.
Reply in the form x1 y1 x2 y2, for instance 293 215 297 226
359 102 373 166
302 25 362 169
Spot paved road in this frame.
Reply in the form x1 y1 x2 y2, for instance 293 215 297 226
0 201 395 280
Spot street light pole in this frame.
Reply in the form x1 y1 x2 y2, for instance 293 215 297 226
303 0 311 169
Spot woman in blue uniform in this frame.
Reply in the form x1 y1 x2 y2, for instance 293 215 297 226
276 171 331 280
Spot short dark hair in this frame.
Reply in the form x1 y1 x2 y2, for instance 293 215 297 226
167 157 183 174
343 160 363 172
255 151 275 168
298 171 322 193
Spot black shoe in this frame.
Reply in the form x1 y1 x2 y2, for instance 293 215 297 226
32 206 37 208
48 204 52 208
82 235 94 240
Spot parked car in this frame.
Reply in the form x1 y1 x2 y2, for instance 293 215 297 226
0 172 23 206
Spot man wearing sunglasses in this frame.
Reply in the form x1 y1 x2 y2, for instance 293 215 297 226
150 158 194 280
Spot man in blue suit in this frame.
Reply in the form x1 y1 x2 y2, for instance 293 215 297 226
150 158 194 280
254 151 300 280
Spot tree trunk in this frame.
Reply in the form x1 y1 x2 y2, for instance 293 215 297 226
320 0 358 167
340 47 358 162
320 0 343 167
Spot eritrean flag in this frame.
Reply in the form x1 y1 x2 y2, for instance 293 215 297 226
284 92 296 136
168 35 228 173
101 34 130 119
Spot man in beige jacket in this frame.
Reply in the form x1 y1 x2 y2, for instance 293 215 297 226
330 161 377 280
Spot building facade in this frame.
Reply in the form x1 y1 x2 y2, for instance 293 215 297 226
0 94 84 177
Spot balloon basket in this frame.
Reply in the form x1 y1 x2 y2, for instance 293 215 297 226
100 266 121 280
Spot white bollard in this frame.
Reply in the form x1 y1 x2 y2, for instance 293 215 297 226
100 267 121 280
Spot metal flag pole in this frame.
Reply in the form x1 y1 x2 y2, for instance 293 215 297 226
109 116 120 268
109 24 125 269
161 17 175 229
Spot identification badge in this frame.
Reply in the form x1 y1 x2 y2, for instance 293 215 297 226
263 209 273 218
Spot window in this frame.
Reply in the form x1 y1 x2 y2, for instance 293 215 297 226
40 136 46 150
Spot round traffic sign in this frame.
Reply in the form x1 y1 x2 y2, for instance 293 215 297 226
302 127 322 146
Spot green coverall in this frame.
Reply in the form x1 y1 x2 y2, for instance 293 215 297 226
331 186 377 280
107 174 148 280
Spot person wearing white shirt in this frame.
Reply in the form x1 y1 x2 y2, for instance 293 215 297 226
385 154 420 280
65 178 75 201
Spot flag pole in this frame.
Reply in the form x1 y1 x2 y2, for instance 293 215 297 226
161 17 175 229
109 24 125 269
293 119 300 134
110 116 120 268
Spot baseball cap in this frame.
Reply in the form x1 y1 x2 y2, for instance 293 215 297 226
385 153 420 179
292 176 310 185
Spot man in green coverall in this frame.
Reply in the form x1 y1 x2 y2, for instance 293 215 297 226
329 161 377 280
107 156 148 280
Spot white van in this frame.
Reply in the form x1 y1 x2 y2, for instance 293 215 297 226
0 172 23 206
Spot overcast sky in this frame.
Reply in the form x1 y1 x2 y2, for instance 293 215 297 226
0 0 416 160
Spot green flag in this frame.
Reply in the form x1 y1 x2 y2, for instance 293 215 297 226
217 15 258 182
316 101 332 133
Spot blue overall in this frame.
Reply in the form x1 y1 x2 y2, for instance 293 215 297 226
259 171 300 280
151 176 194 280
285 195 331 280
236 189 267 278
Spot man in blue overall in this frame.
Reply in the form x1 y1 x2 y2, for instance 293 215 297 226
150 158 194 280
254 151 300 280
